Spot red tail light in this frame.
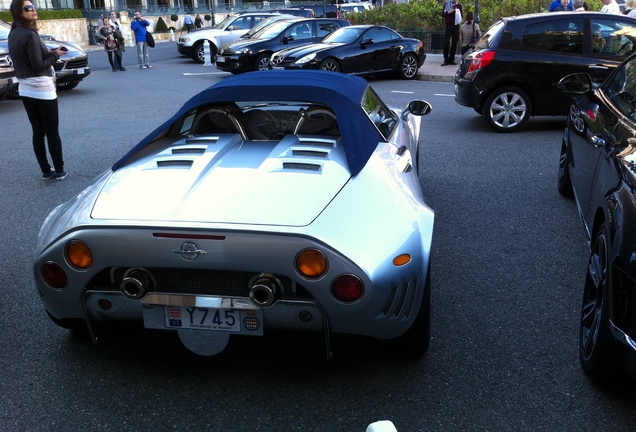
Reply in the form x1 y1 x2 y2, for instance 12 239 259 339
41 262 68 289
331 274 364 302
467 50 495 73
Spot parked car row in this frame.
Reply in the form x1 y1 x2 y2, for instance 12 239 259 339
177 12 426 79
0 19 90 99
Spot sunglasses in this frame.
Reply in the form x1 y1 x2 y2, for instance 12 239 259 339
23 5 36 11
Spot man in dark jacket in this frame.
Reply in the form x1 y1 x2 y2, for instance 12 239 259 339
441 0 463 66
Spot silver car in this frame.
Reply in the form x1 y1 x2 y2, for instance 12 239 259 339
33 70 434 358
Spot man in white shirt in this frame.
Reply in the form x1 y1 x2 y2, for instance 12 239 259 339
600 0 621 13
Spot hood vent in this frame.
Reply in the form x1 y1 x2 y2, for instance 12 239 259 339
292 150 328 158
185 138 218 145
157 160 194 168
298 137 337 148
172 148 206 155
283 162 321 172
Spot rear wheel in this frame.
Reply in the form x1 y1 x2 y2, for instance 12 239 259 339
319 58 341 73
398 53 418 80
194 41 216 64
580 223 620 383
483 86 531 132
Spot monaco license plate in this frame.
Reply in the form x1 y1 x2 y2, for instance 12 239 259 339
216 56 226 63
166 306 242 332
272 66 284 70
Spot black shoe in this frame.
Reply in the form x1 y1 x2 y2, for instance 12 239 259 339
441 62 450 66
450 61 457 65
112 68 118 72
119 67 126 71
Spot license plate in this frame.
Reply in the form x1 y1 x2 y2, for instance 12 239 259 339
166 306 242 331
216 56 226 63
272 66 284 70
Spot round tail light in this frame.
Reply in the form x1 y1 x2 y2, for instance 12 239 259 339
41 262 68 289
331 274 364 303
295 249 328 279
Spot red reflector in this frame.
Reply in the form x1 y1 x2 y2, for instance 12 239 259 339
41 262 68 289
467 50 495 73
98 299 112 310
587 109 596 121
153 233 226 240
331 275 364 302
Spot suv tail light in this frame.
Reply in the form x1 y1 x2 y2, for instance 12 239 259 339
467 50 495 73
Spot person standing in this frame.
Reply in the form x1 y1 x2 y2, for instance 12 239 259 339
109 10 126 70
8 0 68 180
441 0 463 66
184 12 194 33
194 14 203 29
624 0 636 16
131 11 151 69
600 0 621 13
96 18 125 72
459 11 480 56
550 0 571 11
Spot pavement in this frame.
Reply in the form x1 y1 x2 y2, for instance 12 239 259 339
82 41 456 82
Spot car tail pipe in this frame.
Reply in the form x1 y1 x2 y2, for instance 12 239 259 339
248 274 281 308
120 268 155 300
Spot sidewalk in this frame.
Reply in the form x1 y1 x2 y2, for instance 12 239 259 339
82 42 456 82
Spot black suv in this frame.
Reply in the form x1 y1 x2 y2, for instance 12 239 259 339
454 12 636 132
215 18 349 73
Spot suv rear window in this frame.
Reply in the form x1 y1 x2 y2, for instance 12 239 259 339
522 19 583 54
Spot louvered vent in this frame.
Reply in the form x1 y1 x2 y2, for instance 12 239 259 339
298 137 336 148
172 148 206 155
283 162 321 171
292 150 328 158
157 160 194 168
381 276 419 319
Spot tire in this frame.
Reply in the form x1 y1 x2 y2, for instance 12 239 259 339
194 41 216 64
558 138 574 198
580 222 620 383
255 53 271 71
386 269 431 357
319 58 341 73
56 80 80 91
483 86 531 132
398 53 418 80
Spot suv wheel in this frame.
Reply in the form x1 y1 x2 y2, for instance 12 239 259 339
194 42 216 64
255 53 271 71
483 86 531 132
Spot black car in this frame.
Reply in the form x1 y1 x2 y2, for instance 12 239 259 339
557 55 636 382
215 18 349 73
454 12 636 132
270 25 426 80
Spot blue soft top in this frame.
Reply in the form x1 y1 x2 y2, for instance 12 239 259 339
112 70 383 176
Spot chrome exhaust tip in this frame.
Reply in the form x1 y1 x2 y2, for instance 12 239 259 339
120 268 154 300
248 274 281 307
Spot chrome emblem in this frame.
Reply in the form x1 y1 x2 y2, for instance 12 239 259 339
172 242 207 260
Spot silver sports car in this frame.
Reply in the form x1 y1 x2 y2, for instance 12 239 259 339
33 70 434 358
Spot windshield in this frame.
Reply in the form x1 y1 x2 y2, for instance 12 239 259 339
323 27 364 44
0 20 10 39
251 20 295 39
474 20 504 50
241 15 292 38
214 14 237 30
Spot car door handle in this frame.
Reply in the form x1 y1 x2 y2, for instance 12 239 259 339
591 135 606 147
588 64 609 70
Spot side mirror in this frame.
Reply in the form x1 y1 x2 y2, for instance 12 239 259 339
558 73 593 95
401 100 432 119
360 38 374 47
283 36 294 43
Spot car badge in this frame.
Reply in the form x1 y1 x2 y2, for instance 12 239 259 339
172 242 207 260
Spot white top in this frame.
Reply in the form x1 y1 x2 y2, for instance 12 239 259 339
18 73 57 100
600 1 621 13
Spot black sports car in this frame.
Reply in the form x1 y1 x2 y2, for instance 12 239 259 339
215 18 349 73
270 25 426 80
558 54 636 382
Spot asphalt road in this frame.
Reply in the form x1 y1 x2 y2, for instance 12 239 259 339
1 43 635 431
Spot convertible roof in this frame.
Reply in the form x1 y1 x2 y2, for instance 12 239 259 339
112 70 383 176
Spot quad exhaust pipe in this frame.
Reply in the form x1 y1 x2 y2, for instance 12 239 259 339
120 268 155 300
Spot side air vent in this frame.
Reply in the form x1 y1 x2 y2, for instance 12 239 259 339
157 160 194 168
172 148 206 155
283 162 321 172
292 150 328 158
381 277 418 319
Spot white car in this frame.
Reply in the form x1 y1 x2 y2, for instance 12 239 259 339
177 12 286 63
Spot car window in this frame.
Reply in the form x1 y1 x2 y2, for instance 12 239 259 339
289 22 313 39
361 86 398 140
317 22 342 38
473 20 504 50
231 16 252 30
323 26 364 43
590 19 636 56
364 27 393 43
252 20 294 39
522 18 583 54
605 56 636 120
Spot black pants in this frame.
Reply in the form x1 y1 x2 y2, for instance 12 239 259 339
443 24 460 63
107 49 123 69
21 96 64 173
